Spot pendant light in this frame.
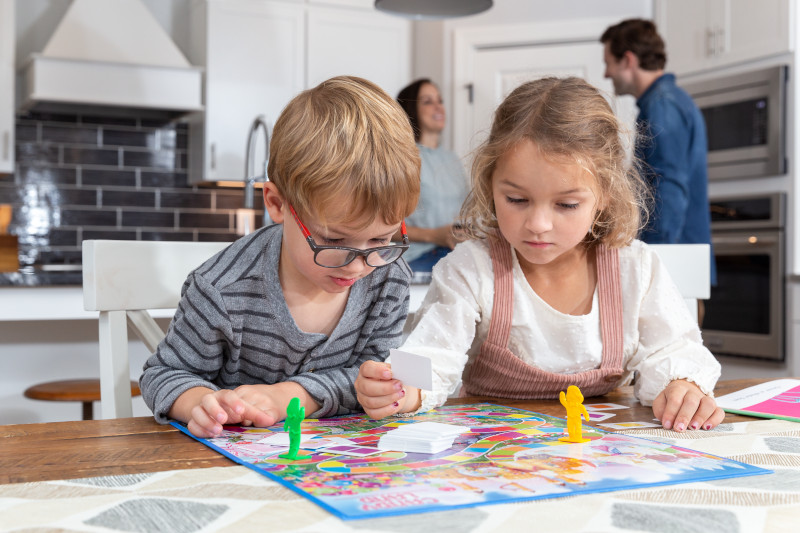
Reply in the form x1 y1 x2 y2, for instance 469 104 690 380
375 0 493 19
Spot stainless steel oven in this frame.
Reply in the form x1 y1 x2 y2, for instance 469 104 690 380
702 193 785 360
683 65 788 181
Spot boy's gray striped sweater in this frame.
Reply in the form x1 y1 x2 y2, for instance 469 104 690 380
140 224 411 423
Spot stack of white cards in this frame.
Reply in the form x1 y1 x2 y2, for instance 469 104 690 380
377 421 467 454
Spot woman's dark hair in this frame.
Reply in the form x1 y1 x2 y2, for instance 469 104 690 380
396 78 432 142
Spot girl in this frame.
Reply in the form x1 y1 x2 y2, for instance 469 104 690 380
355 77 723 433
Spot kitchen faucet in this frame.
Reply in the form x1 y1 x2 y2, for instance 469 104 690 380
243 115 271 232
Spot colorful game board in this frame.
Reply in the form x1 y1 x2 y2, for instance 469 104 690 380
171 404 769 520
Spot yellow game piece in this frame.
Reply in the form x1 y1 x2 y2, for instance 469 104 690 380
558 385 591 443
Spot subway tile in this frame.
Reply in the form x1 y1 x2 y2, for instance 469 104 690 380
103 129 156 148
81 115 137 127
82 168 137 187
48 228 79 246
102 189 156 208
21 111 79 123
17 166 78 186
160 190 212 209
197 231 239 243
176 130 188 150
0 183 21 203
81 229 138 241
215 191 247 210
139 117 178 128
16 143 59 164
16 123 38 142
123 149 177 169
42 124 99 144
157 129 177 150
49 188 99 207
61 208 117 226
141 170 188 188
36 249 83 264
121 210 175 228
141 230 195 241
179 212 231 230
63 146 120 166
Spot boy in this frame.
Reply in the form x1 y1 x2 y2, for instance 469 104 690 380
140 76 421 437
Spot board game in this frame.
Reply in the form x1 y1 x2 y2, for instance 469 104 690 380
171 403 769 520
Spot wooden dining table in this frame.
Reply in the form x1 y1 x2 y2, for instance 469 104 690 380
0 378 776 484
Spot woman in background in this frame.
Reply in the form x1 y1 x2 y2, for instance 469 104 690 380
397 79 470 272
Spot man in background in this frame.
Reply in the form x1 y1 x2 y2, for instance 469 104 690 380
601 18 716 300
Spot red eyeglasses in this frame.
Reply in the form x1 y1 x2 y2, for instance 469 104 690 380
289 205 409 268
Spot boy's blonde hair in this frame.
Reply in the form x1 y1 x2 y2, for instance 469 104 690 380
460 76 648 248
268 76 420 226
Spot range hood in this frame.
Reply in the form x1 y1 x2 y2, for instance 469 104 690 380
18 0 202 117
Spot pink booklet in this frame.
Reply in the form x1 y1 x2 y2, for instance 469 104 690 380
716 379 800 422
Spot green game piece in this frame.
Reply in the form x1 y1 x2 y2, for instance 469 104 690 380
279 397 305 460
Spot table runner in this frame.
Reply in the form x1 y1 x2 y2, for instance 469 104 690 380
2 419 799 532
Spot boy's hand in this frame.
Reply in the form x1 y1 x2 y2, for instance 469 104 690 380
187 388 274 438
178 382 318 438
355 360 420 419
652 379 724 432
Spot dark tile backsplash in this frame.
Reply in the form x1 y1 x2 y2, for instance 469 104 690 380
0 111 259 286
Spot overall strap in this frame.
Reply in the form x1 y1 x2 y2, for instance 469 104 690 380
485 234 514 349
595 244 624 369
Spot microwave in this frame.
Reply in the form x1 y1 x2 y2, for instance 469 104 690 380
682 65 788 181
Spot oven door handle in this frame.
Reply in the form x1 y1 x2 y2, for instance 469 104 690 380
712 234 780 247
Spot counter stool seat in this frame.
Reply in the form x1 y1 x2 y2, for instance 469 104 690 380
24 379 141 420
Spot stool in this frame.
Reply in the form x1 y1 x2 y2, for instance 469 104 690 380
24 379 141 420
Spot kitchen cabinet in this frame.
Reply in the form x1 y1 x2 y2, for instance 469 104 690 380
0 0 14 175
188 0 305 183
307 5 409 94
656 0 791 75
188 0 410 183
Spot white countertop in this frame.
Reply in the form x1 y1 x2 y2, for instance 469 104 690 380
1 284 431 322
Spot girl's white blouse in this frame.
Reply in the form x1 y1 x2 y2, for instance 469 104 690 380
399 239 721 413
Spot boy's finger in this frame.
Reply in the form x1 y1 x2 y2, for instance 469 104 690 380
188 405 222 437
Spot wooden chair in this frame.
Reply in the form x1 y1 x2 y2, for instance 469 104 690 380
24 379 140 420
82 240 228 419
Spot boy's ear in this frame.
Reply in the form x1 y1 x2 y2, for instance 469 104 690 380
263 182 286 224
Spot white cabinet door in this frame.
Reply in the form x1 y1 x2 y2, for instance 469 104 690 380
0 0 14 175
724 0 790 67
189 0 305 183
657 0 790 76
307 6 410 100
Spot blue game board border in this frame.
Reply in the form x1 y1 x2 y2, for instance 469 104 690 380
169 403 771 521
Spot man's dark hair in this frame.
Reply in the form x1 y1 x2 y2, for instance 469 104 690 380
396 78 432 142
601 18 667 71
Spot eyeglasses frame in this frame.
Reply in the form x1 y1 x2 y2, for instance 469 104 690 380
288 204 409 268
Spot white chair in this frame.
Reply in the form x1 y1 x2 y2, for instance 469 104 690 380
82 240 228 419
649 243 711 323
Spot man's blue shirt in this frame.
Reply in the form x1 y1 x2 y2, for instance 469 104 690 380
636 73 716 284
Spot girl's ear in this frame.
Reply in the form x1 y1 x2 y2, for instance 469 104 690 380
263 183 286 224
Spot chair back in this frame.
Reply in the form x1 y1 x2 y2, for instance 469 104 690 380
83 240 228 418
649 243 711 322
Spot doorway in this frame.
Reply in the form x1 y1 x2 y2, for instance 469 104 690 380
452 19 637 161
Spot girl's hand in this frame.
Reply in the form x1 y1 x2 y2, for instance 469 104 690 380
355 360 419 419
652 379 724 432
